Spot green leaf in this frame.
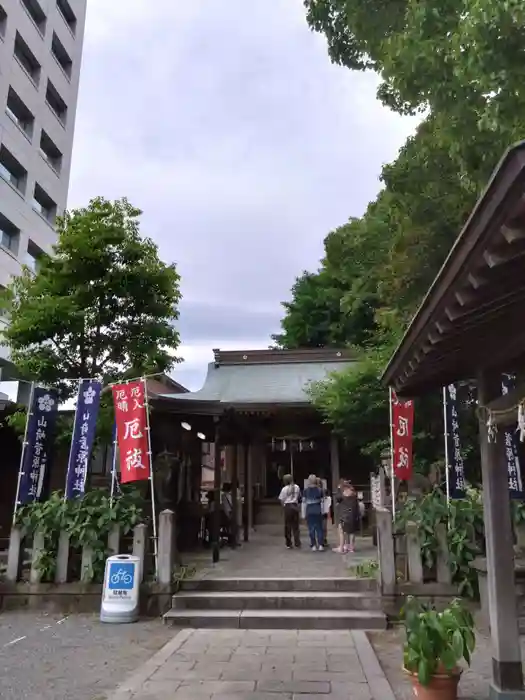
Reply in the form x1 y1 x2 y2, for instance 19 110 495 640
418 658 431 686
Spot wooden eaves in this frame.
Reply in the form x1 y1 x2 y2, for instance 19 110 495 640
382 140 525 398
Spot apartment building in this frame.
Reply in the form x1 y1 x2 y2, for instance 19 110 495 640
0 0 86 369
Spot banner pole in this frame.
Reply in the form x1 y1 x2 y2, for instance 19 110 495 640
143 377 158 580
12 381 35 524
443 386 451 506
64 379 83 501
109 424 118 509
389 387 396 523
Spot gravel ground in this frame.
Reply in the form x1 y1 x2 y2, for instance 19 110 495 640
369 627 500 700
0 611 175 700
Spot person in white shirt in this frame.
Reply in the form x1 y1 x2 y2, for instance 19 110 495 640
278 474 302 549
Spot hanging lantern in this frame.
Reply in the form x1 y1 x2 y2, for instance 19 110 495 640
281 439 287 451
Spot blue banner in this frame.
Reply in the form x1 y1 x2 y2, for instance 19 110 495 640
18 387 59 505
65 380 102 499
501 375 524 499
444 384 466 499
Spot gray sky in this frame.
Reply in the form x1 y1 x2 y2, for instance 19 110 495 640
68 0 417 391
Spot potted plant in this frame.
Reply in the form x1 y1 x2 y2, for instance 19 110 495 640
402 596 476 700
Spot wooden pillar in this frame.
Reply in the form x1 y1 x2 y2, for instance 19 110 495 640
478 370 524 698
243 442 249 542
231 442 239 547
247 442 254 531
330 434 340 490
212 421 222 564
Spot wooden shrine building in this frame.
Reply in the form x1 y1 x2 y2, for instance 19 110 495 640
383 141 525 699
149 347 361 557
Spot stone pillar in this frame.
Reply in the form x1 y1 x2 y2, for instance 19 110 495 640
133 523 147 583
330 434 340 491
376 508 395 595
158 510 175 586
6 528 23 583
478 370 525 699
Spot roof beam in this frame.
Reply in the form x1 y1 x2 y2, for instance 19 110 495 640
468 272 487 289
501 224 525 244
483 248 513 267
435 319 450 334
455 289 475 306
445 305 461 322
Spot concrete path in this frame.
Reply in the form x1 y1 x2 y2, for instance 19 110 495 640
0 612 174 700
109 627 396 700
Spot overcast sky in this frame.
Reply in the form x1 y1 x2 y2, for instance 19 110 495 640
68 0 417 391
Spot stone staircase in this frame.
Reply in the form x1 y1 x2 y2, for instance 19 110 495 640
164 577 387 630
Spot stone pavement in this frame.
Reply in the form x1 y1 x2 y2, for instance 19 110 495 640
187 526 378 580
109 627 396 700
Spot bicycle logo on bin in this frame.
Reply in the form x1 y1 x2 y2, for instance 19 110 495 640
108 562 135 591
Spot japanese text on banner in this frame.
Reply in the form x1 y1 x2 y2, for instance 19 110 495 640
391 390 414 480
18 388 59 505
112 380 151 483
502 375 524 498
444 384 466 498
65 380 102 499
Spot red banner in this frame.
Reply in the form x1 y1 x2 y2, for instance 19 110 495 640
112 380 151 484
391 389 414 480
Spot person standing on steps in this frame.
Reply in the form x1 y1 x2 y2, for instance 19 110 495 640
302 474 325 551
278 473 301 549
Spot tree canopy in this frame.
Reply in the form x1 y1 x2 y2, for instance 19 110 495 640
273 1 525 474
1 197 181 399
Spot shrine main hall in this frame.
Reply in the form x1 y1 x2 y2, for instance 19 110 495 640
151 347 369 506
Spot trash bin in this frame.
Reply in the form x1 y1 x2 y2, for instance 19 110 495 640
100 554 140 623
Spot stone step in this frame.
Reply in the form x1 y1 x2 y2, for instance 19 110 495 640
172 590 383 611
164 608 387 630
181 577 378 593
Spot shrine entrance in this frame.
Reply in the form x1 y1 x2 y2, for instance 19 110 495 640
264 438 331 497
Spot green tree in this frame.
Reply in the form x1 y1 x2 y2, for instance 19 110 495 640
304 0 525 187
275 116 481 476
2 197 181 399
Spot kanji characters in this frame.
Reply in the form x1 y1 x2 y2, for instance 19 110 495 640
123 417 143 440
125 447 146 471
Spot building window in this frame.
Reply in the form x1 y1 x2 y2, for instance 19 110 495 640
14 31 41 85
0 213 20 255
25 239 43 274
56 0 76 34
51 31 72 78
0 5 7 39
6 87 35 140
20 0 46 35
45 80 67 125
0 145 27 194
39 130 63 173
32 183 57 223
